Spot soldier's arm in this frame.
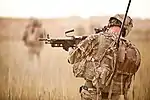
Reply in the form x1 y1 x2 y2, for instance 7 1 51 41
68 34 98 64
68 47 82 64
22 28 28 42
77 34 99 56
22 24 32 41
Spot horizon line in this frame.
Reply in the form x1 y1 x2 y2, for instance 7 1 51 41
0 15 149 20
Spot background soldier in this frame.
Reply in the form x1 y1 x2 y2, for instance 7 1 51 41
22 17 46 66
67 14 141 100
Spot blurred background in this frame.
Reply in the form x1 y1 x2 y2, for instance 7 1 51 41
0 0 150 100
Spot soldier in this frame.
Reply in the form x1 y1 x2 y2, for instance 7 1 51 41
67 14 141 100
22 17 46 64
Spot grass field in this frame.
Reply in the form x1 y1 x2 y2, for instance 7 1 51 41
0 17 150 100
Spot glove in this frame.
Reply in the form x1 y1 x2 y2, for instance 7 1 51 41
63 41 75 51
63 43 71 51
94 28 101 33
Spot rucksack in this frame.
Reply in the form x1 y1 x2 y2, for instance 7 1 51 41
92 34 141 99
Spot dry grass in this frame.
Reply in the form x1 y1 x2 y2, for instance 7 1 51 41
0 17 150 100
0 41 83 100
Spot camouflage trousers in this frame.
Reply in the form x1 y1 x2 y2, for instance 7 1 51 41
79 81 128 100
80 88 121 100
80 89 129 100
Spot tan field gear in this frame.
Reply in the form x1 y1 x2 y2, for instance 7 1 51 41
108 14 133 37
68 32 141 100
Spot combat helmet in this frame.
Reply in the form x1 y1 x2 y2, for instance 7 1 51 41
108 14 133 37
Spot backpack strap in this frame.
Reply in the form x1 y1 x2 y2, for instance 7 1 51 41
108 80 114 100
132 74 135 100
107 46 117 100
119 74 125 100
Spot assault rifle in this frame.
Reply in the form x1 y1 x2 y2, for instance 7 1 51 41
39 29 87 51
39 28 105 51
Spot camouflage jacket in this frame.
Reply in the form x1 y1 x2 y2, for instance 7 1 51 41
68 32 116 79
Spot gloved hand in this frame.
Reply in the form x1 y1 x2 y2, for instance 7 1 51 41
94 28 101 33
63 41 76 51
63 44 71 51
63 45 69 51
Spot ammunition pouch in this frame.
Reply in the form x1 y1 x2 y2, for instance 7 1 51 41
79 85 97 100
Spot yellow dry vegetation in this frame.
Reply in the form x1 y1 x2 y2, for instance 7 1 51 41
0 17 150 100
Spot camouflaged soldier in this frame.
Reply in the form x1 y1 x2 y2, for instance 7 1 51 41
22 17 46 61
67 14 141 100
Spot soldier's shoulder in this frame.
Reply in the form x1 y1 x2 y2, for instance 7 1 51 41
99 32 117 41
120 37 135 46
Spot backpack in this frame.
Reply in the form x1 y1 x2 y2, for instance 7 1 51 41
92 35 141 99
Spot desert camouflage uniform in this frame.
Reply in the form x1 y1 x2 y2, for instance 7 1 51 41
22 18 46 55
68 14 141 100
